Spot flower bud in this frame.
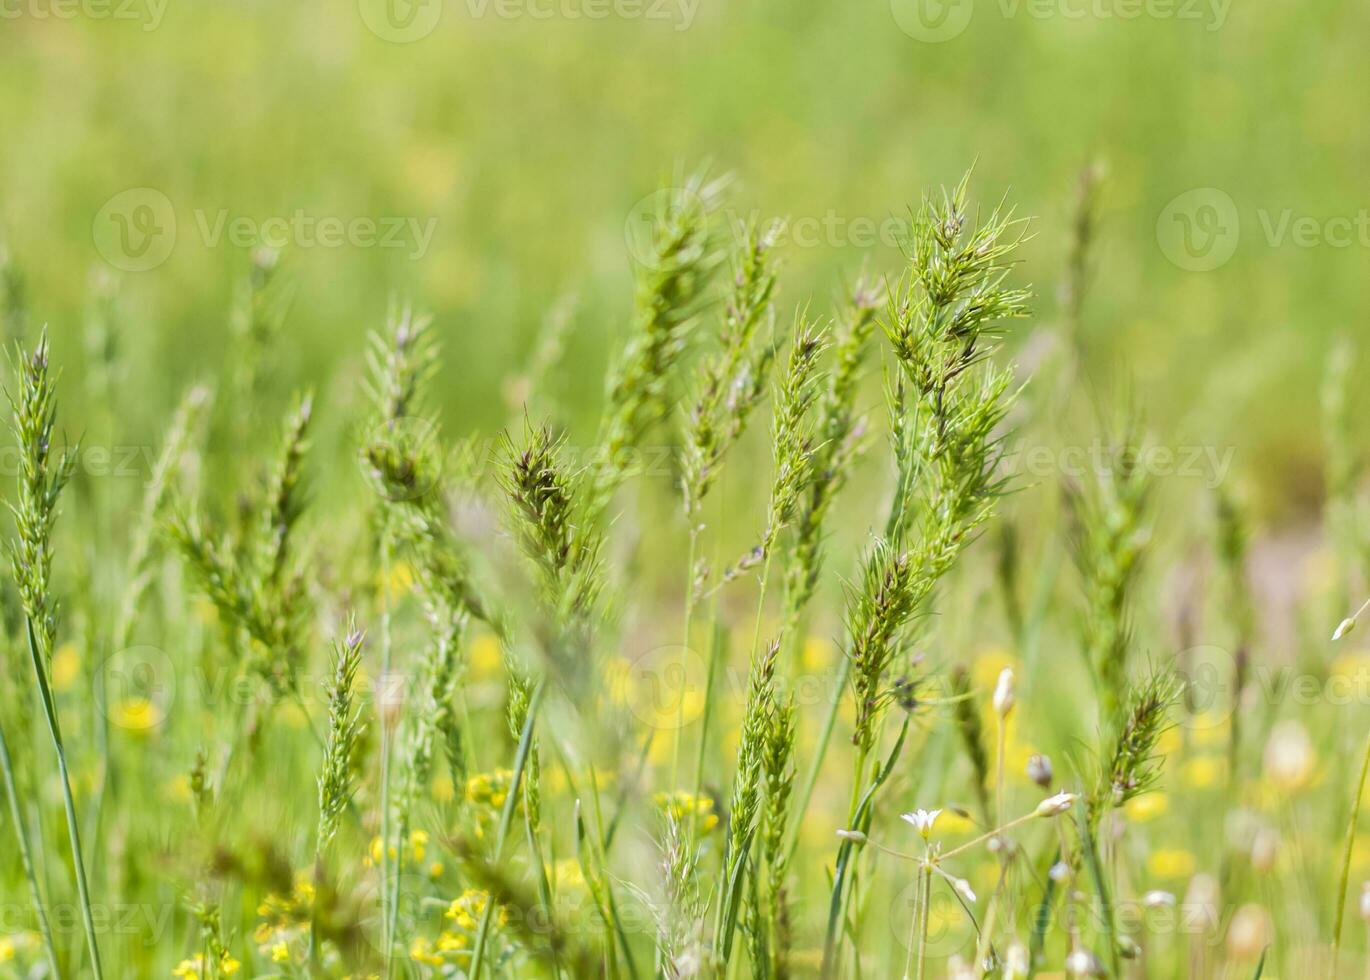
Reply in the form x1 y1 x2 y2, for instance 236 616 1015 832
993 667 1015 717
1026 754 1053 788
1035 792 1077 818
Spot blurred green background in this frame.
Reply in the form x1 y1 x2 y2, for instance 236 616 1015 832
2 0 1366 528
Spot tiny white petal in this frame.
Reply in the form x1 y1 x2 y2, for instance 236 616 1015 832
1334 617 1357 641
1143 890 1176 908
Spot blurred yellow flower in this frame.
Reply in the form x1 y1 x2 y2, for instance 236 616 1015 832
972 648 1017 692
1124 792 1169 823
380 560 415 601
409 937 443 965
271 941 290 963
551 858 585 891
936 810 976 835
112 696 161 732
653 790 719 832
446 888 503 930
466 769 513 810
802 635 831 673
1147 848 1196 879
470 633 502 679
0 938 13 962
1189 712 1230 748
437 930 469 952
1181 756 1225 789
433 772 455 803
51 643 80 691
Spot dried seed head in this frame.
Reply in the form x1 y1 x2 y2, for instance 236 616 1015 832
1026 753 1053 788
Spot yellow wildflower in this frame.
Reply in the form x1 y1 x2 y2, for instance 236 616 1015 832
1147 848 1196 878
272 941 291 963
465 769 514 810
1181 755 1225 789
409 937 443 966
1124 792 1169 823
653 791 718 832
446 889 505 932
470 633 502 679
112 696 161 732
51 643 80 691
381 560 415 600
436 930 468 952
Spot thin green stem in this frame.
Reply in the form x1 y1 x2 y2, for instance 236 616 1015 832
469 678 546 978
378 533 395 974
915 861 931 980
1332 725 1370 979
0 720 60 978
783 655 851 867
669 530 698 788
26 619 103 979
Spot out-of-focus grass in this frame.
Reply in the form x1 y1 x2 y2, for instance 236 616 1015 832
2 0 1368 523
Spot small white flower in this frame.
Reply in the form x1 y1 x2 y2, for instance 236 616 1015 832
1334 616 1357 641
1026 753 1053 788
1361 882 1370 924
1035 791 1077 817
1048 861 1070 882
993 667 1015 717
1065 947 1104 977
949 876 976 905
835 829 866 844
1142 890 1176 908
901 808 942 839
1004 940 1030 978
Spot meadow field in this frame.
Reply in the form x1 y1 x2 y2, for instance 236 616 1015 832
0 1 1369 977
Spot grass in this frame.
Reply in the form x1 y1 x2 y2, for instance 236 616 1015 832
0 157 1366 980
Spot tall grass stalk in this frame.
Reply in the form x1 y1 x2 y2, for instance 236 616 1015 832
7 332 103 978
